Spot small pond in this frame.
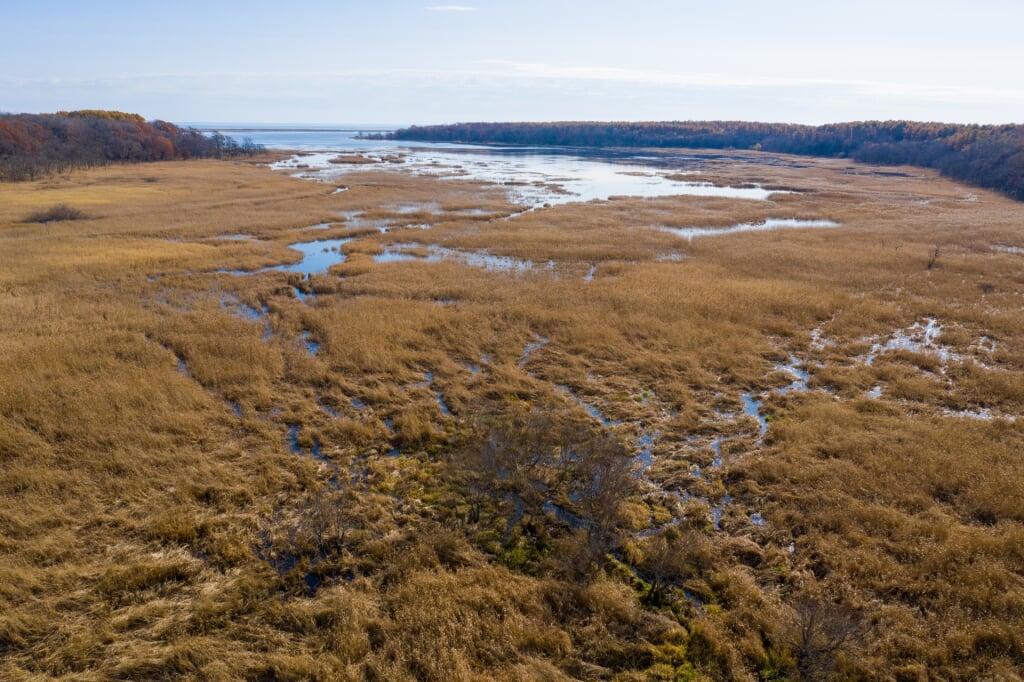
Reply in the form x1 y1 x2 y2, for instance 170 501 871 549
223 237 352 277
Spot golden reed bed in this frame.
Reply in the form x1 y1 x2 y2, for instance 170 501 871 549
1 150 1021 679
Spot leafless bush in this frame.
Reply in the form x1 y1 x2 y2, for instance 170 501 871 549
459 401 639 574
785 590 873 679
24 203 86 223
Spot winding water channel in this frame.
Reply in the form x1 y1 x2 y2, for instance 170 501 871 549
189 127 855 540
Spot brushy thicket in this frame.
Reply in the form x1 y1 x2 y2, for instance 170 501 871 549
22 202 86 223
0 110 263 181
388 120 1024 201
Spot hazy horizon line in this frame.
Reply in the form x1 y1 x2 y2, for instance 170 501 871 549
5 113 1020 128
179 118 1023 129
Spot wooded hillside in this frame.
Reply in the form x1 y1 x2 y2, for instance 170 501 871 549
0 110 263 181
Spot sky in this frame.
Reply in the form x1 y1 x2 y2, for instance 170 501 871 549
2 0 1023 126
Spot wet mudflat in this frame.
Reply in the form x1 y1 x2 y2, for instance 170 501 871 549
269 136 788 210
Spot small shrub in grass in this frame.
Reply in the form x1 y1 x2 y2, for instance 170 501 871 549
24 203 87 223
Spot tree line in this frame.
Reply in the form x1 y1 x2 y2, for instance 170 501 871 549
387 120 1024 201
0 110 263 181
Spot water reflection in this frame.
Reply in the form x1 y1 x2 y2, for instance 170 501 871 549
222 237 352 277
664 218 840 242
286 151 783 209
231 127 790 209
373 242 539 274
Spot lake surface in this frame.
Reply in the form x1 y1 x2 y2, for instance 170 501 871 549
199 125 789 209
183 124 402 152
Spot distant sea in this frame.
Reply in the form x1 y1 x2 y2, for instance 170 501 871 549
179 123 403 152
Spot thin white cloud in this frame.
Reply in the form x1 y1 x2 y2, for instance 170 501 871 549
425 5 477 11
476 59 819 88
5 64 1024 125
7 67 1024 105
473 60 1024 104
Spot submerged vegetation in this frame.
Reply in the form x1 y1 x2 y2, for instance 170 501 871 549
0 139 1022 679
0 110 264 181
389 120 1024 201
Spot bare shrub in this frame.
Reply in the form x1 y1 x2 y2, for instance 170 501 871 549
785 589 872 679
459 400 639 574
636 530 693 606
23 203 87 222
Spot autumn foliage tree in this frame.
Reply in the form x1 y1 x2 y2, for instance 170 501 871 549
0 110 263 181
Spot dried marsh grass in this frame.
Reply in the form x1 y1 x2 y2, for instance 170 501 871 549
1 151 1022 679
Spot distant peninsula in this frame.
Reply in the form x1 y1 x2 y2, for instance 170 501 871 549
388 120 1024 201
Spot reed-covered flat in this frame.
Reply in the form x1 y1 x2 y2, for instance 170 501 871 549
1 147 1021 680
